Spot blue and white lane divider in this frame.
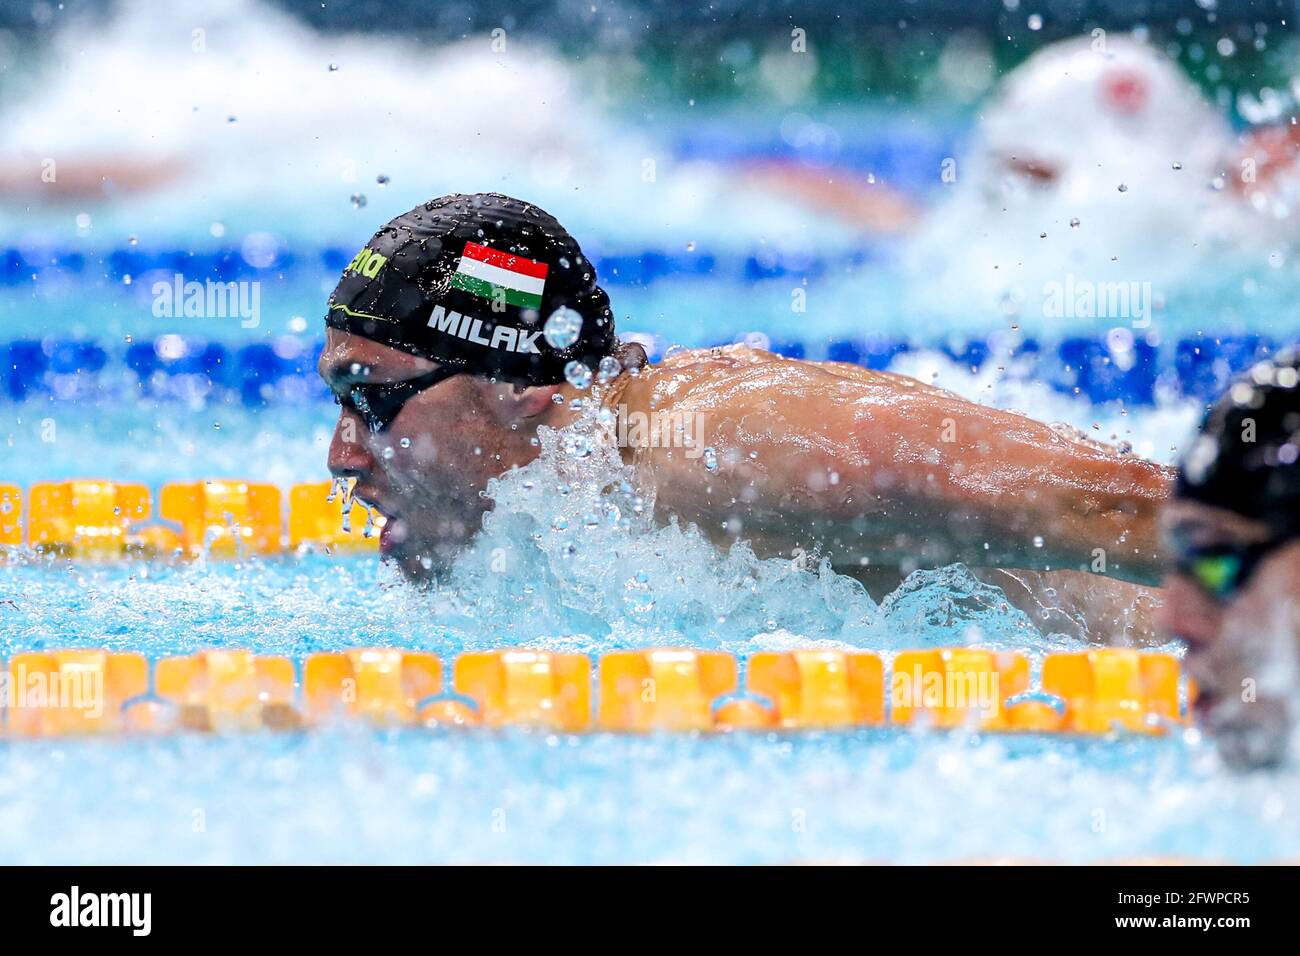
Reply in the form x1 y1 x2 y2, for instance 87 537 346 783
0 244 892 288
0 332 1285 407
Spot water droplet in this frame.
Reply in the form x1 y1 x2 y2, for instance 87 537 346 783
562 433 593 459
564 360 592 389
1069 217 1080 228
1117 183 1128 193
703 448 718 472
1032 535 1044 548
1171 162 1183 171
351 193 367 208
376 174 389 186
597 355 621 383
544 307 583 349
328 63 339 72
399 437 411 448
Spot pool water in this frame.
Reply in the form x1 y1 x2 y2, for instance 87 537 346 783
4 723 1294 865
7 233 1300 864
1 550 1297 865
5 0 1300 864
2 418 1298 864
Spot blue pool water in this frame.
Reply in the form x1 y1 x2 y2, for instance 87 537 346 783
1 418 1298 864
7 210 1300 863
5 1 1300 863
4 724 1294 865
1 552 1297 865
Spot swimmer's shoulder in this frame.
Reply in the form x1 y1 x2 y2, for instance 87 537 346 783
654 343 777 370
623 344 916 401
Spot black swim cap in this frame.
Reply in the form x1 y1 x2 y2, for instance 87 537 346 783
1175 348 1300 536
325 193 616 385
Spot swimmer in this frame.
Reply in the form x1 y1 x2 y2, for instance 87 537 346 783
974 34 1229 203
1159 351 1300 768
905 34 1251 311
0 154 186 200
320 194 1170 639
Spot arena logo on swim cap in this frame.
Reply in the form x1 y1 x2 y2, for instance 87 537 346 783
345 246 388 279
450 241 548 310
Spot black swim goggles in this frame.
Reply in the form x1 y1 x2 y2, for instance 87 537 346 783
1167 529 1294 603
334 365 462 433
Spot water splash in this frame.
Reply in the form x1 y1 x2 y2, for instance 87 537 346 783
328 476 376 538
421 408 1084 655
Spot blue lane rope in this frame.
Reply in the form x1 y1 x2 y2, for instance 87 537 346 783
0 244 895 287
0 332 1284 407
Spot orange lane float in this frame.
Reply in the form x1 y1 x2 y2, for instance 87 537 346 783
454 650 589 731
159 480 282 558
889 648 1031 730
1042 649 1182 734
27 480 151 559
0 483 22 549
154 649 297 731
288 480 383 553
2 478 391 556
598 649 739 731
2 650 148 735
746 650 884 728
0 647 1191 737
303 648 442 725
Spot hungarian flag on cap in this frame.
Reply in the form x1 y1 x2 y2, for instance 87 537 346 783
450 241 549 310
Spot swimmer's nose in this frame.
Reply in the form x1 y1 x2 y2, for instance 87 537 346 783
327 410 374 481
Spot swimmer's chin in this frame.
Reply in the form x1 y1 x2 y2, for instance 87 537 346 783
380 531 459 585
1203 698 1292 770
382 548 450 586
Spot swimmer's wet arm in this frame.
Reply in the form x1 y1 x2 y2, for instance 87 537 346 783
828 391 1173 584
617 352 1169 583
637 384 1170 585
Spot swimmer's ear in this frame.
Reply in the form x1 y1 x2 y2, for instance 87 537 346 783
494 382 562 421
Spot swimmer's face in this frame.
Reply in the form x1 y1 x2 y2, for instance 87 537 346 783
1158 500 1300 766
319 329 562 582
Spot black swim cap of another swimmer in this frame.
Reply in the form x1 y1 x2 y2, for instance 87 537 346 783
325 193 616 385
1175 348 1300 537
